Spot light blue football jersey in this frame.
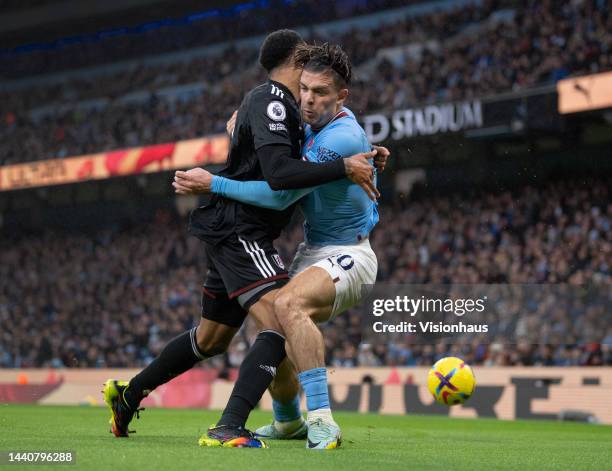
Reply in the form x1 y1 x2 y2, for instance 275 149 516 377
300 107 378 245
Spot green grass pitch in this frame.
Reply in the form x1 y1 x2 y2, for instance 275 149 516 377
1 405 611 470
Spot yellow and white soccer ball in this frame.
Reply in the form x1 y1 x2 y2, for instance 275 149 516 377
427 356 476 406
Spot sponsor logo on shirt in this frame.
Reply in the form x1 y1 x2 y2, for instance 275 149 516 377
316 146 341 162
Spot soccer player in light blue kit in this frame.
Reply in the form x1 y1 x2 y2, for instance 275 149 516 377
176 43 381 449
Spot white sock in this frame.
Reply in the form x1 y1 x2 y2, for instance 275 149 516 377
306 407 335 425
274 417 305 434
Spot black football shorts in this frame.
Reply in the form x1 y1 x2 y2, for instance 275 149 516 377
200 233 289 328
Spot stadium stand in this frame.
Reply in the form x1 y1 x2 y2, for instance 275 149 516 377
1 0 611 165
1 179 609 368
0 0 610 370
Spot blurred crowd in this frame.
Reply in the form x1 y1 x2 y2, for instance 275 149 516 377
351 0 612 110
0 0 417 78
327 178 611 367
2 0 611 165
0 178 609 369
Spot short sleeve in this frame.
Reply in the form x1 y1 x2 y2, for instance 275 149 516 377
250 92 293 150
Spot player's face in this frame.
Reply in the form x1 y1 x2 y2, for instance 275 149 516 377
299 69 348 129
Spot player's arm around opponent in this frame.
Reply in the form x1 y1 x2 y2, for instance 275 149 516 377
176 43 385 450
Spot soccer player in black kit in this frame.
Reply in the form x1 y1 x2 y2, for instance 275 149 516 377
103 29 380 446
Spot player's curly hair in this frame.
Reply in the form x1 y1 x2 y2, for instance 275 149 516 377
294 42 352 88
259 29 305 72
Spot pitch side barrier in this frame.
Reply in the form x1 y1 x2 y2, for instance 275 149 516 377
0 367 610 424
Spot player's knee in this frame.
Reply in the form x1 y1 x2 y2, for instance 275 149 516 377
274 290 308 326
273 289 297 316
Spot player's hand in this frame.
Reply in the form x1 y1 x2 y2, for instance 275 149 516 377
173 168 213 194
343 150 380 201
372 145 390 173
226 110 238 137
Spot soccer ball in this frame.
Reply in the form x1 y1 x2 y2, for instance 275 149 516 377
427 357 476 406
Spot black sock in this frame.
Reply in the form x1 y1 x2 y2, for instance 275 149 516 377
125 327 209 409
217 330 286 428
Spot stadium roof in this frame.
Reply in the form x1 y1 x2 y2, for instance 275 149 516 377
0 0 253 49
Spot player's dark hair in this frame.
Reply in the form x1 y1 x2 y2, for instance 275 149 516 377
294 42 352 88
258 29 304 72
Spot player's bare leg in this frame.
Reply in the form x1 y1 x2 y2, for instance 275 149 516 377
275 267 334 369
269 358 300 403
273 266 341 449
